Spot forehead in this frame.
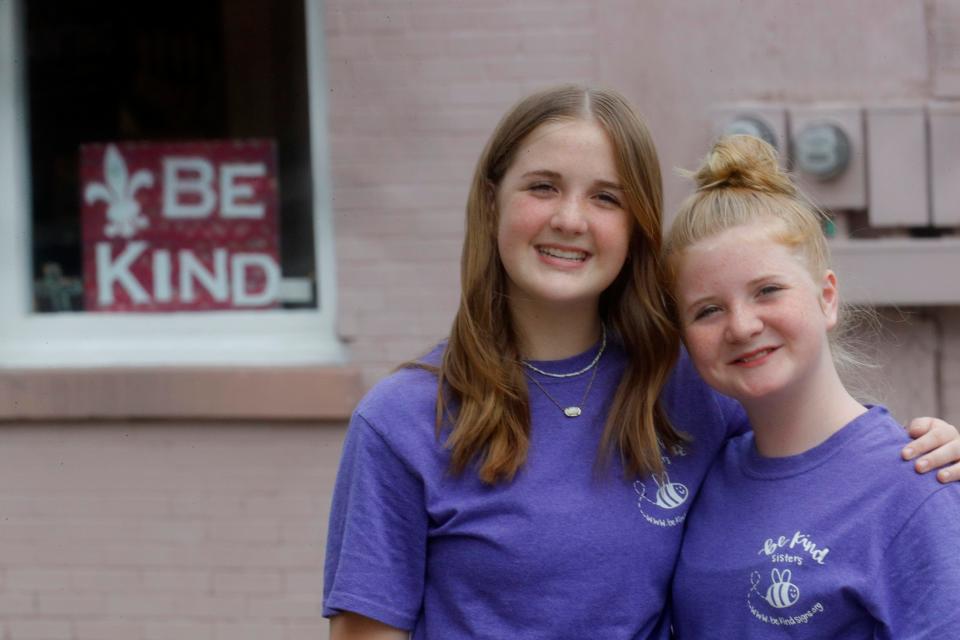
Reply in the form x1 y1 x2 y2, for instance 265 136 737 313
508 118 617 172
677 224 811 289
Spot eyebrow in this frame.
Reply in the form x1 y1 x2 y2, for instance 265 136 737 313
683 295 716 316
520 170 623 191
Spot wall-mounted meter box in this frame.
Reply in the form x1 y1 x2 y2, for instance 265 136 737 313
865 105 928 228
794 123 850 179
709 104 787 168
788 106 866 211
930 102 960 227
708 101 960 306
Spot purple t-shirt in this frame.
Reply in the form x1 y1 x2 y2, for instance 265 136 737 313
323 340 744 639
671 405 960 639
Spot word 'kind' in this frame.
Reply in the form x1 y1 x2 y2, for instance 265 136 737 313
96 242 279 307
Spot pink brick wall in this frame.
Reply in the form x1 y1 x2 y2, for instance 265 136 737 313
0 422 344 640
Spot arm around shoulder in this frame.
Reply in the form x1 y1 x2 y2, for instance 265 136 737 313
330 611 409 640
902 416 960 482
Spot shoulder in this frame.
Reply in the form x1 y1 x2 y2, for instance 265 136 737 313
661 348 709 403
662 348 746 441
351 343 447 461
866 411 951 499
852 406 925 469
356 343 443 422
836 407 958 540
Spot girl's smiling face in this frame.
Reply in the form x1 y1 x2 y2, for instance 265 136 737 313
675 222 839 404
495 118 632 316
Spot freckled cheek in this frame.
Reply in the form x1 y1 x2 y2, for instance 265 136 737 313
682 329 717 372
498 205 544 272
778 306 812 337
498 196 551 240
594 217 632 264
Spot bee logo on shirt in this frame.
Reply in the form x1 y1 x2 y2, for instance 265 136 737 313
634 470 689 510
747 535 826 626
632 447 690 527
762 568 800 609
652 471 689 509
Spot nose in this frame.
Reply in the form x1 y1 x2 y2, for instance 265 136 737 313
549 196 588 235
724 304 763 343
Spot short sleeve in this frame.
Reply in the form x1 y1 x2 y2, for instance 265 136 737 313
323 412 429 630
713 390 749 439
873 487 960 639
667 347 749 442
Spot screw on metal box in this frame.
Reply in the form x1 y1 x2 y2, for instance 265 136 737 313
794 123 851 180
722 116 778 150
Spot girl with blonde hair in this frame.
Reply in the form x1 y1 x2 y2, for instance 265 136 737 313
324 89 960 640
666 135 960 638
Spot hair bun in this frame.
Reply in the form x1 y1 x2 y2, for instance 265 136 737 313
694 134 796 196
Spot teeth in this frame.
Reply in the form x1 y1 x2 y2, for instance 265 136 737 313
538 247 587 261
738 349 774 363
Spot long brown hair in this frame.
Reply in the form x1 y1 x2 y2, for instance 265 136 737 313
439 85 685 484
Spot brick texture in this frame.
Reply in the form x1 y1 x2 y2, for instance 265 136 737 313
0 423 345 640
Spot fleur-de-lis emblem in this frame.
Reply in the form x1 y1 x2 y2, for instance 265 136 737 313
84 145 153 238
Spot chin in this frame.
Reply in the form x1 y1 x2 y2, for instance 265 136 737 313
531 287 604 307
731 381 792 404
703 374 776 403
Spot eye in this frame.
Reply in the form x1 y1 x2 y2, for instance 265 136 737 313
528 181 555 194
757 284 783 297
692 305 721 321
595 191 622 207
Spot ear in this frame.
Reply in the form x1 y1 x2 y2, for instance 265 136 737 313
819 269 839 330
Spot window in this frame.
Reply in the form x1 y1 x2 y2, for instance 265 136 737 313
0 0 341 365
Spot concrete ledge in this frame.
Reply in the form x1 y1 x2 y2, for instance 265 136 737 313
0 366 364 421
831 237 960 305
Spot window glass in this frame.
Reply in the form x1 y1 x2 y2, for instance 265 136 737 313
25 0 316 312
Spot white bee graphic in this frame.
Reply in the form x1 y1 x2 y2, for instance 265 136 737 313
762 568 800 609
85 144 153 239
634 470 689 510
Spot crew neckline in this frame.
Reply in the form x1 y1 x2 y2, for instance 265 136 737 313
739 405 887 479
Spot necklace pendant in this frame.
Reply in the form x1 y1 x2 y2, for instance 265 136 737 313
563 406 582 418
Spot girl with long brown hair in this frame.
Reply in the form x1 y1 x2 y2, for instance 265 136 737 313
323 86 960 640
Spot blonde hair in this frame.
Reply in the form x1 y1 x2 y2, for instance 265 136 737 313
663 134 876 395
664 135 830 281
435 84 685 484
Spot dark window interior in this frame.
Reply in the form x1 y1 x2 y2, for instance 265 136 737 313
25 0 316 311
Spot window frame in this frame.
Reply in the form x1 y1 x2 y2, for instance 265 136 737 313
0 0 344 367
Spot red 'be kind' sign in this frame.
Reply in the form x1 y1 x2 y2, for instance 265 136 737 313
80 140 280 312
